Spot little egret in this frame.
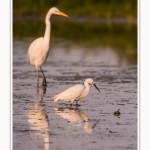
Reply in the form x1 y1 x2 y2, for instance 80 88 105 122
53 78 100 105
27 7 69 86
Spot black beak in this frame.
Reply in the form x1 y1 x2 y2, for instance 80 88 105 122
93 83 100 92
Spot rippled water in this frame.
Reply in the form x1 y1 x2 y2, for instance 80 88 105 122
13 40 137 150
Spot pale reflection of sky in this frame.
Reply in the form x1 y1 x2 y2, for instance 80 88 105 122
13 41 132 66
50 47 121 66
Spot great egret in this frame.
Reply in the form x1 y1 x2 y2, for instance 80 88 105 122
53 78 100 105
27 7 69 86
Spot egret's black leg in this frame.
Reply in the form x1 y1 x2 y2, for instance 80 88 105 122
42 84 47 95
36 67 39 84
40 66 47 86
41 84 47 101
76 101 78 105
75 101 80 107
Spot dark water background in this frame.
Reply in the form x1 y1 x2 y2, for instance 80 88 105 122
13 19 137 150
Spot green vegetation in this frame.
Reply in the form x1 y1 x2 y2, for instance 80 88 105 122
13 20 137 50
13 20 137 64
13 0 137 19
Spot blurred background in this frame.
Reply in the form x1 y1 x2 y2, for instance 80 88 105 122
13 0 137 65
13 0 137 18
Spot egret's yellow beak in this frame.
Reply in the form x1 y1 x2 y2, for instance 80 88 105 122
57 11 70 18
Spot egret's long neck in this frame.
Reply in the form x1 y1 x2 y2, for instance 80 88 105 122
84 81 90 90
43 11 52 47
78 81 90 99
82 81 90 96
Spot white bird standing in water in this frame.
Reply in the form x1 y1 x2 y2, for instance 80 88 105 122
27 7 69 86
53 78 100 105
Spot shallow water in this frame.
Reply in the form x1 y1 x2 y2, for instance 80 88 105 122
13 39 137 150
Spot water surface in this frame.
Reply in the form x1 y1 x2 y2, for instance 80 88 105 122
13 20 137 150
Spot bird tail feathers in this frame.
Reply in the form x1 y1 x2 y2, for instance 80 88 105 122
53 94 60 102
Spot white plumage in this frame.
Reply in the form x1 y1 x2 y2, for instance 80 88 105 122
27 7 69 85
53 78 100 105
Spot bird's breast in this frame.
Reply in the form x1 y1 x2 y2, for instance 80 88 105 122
79 88 90 99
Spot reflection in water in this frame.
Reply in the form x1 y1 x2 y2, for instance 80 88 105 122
54 107 99 133
28 86 50 150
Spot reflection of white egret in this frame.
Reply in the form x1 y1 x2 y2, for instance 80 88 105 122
27 7 69 85
28 86 50 150
54 107 100 133
53 78 100 105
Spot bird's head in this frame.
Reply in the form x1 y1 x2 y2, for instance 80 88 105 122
85 78 100 92
50 7 69 18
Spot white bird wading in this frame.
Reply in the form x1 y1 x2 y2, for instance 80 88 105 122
53 78 100 105
27 7 69 86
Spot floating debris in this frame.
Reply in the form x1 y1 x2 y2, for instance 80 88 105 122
114 109 121 118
